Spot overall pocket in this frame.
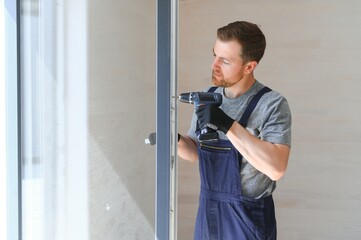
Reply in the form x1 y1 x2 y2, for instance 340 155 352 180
227 196 276 240
198 143 239 193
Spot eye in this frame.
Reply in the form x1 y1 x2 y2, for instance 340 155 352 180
222 59 230 65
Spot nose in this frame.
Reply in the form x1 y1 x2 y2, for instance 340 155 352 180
211 57 220 70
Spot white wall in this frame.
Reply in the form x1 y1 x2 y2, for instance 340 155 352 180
178 1 361 239
88 1 156 239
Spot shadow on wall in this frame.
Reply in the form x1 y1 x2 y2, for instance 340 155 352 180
88 0 156 238
89 135 154 239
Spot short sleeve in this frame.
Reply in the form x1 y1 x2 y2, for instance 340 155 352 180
259 95 292 147
187 111 198 142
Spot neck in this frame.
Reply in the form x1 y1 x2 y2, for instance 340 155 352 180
224 74 256 98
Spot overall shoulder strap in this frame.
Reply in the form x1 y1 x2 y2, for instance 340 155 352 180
239 87 272 128
207 86 218 93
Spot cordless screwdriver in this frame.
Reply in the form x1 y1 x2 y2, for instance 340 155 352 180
179 91 222 142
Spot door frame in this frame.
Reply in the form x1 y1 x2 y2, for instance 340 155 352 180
3 0 22 239
156 0 179 239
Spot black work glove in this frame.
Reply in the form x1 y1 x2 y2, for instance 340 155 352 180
196 105 234 134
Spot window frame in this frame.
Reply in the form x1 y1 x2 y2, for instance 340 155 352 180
4 0 179 239
4 0 22 240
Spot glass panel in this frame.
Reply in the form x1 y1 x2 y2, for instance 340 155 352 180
20 0 88 239
20 0 156 240
20 1 56 239
87 0 156 239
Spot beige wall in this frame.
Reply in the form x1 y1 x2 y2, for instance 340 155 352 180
178 0 361 239
88 0 156 239
87 0 361 239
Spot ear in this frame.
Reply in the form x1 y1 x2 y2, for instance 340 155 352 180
244 61 258 74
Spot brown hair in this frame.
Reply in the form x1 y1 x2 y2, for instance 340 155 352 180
217 21 266 63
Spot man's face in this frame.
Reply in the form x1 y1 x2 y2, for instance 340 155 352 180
211 39 246 88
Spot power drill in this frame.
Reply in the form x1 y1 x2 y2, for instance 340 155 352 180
179 91 222 142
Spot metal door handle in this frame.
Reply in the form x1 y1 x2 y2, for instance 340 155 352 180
145 132 156 145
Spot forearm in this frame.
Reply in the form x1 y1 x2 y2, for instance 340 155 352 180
226 122 290 181
177 135 198 163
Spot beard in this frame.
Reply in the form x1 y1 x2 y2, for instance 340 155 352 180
211 71 242 88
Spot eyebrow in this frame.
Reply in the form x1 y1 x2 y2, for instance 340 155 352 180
212 48 230 62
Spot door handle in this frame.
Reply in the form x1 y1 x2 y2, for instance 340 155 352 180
145 132 156 145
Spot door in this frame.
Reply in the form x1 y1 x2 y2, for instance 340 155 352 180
14 0 178 240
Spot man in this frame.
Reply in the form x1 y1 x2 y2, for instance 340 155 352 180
178 21 292 239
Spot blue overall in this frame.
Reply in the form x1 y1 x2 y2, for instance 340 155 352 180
194 87 277 240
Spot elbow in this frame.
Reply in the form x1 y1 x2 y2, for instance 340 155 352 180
184 151 199 163
268 153 289 181
178 147 198 163
269 169 285 181
268 163 288 181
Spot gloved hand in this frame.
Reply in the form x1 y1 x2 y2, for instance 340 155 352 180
196 105 234 134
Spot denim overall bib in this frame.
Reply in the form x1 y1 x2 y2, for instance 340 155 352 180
194 87 277 240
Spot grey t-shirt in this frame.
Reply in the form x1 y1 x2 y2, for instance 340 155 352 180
188 80 292 199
